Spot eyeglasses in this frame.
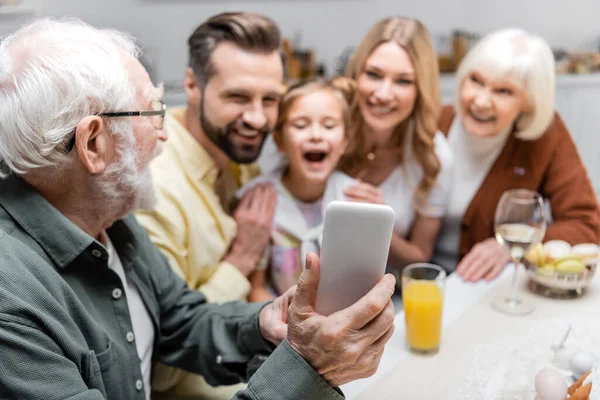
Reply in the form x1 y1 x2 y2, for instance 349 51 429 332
64 100 167 153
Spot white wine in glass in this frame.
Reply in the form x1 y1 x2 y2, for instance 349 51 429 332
492 189 546 315
495 224 544 260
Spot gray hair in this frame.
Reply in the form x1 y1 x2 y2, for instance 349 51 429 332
455 28 556 141
0 18 140 177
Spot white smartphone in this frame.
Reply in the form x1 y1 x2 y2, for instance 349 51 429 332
314 201 395 316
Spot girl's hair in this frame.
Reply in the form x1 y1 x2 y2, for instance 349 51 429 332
275 76 356 136
340 16 441 206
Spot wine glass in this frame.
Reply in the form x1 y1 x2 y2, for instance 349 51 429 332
492 189 546 315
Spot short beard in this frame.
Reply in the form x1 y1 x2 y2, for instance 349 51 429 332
90 122 156 219
199 87 269 164
134 167 157 211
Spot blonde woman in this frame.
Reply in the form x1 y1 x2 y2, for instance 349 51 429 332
340 16 453 274
432 28 600 281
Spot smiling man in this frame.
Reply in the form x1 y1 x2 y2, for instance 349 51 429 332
134 12 283 399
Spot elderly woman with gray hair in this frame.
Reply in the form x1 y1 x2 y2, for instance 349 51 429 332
432 28 600 281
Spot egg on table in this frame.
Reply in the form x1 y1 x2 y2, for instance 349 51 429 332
535 367 568 400
570 351 599 379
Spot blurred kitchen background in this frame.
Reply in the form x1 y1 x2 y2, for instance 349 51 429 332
2 0 600 191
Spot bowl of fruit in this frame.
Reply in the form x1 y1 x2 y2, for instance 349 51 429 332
524 240 598 298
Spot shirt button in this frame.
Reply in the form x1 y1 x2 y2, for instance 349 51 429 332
135 379 143 391
126 331 135 343
91 249 102 258
112 288 122 300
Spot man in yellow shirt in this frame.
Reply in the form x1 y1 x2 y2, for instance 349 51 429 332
135 12 283 400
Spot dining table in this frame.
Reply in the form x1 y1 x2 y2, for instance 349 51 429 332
339 265 600 399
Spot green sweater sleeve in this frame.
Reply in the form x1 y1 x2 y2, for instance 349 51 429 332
233 340 345 400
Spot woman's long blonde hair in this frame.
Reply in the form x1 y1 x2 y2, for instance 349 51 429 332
340 16 441 206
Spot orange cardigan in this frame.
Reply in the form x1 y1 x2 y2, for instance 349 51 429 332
439 106 600 261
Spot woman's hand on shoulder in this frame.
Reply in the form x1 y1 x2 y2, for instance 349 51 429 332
344 180 386 205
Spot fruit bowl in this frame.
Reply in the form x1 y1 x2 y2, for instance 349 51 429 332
524 241 598 299
526 263 596 298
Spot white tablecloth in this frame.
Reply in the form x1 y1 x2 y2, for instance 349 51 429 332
340 265 600 399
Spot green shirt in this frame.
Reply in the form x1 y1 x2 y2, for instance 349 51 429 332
0 175 343 400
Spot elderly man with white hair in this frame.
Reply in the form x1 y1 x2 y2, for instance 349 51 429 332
0 18 396 400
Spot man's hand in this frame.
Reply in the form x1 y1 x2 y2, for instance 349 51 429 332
225 183 277 276
457 238 511 282
258 286 295 346
344 180 386 205
287 253 396 387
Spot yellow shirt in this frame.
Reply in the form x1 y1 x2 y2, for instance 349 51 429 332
135 107 259 399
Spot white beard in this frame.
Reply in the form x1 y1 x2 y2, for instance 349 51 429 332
133 167 157 211
92 125 158 216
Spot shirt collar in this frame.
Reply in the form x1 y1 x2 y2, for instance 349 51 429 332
0 174 137 270
0 174 95 268
164 107 260 188
165 107 219 187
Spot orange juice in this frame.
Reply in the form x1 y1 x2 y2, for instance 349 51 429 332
403 280 443 351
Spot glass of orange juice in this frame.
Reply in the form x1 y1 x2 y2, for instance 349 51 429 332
402 263 446 354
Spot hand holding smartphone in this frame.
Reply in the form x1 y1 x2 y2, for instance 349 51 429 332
315 201 395 316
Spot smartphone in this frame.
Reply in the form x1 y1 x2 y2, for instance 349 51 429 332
314 201 395 316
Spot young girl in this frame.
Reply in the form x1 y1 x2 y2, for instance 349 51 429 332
238 77 356 301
